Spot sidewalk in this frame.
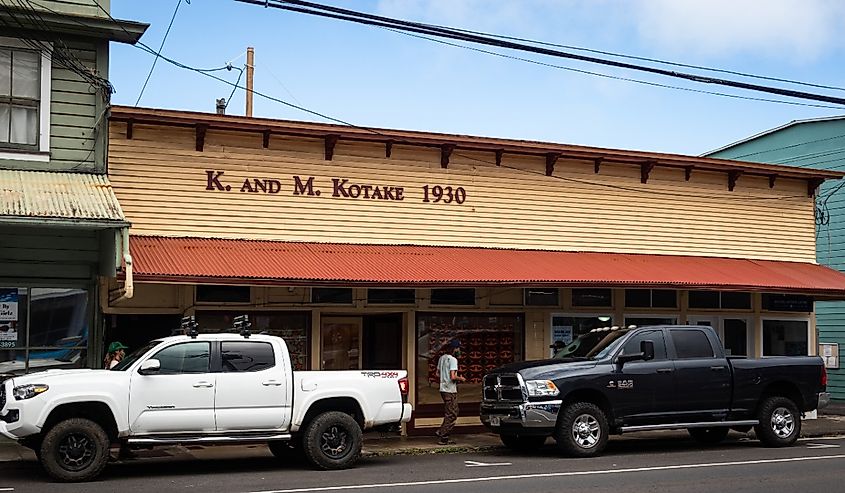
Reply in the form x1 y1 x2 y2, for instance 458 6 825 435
5 411 845 463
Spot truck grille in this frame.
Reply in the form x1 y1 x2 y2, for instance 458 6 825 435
483 373 525 402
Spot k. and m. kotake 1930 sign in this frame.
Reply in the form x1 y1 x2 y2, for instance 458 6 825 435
205 170 468 204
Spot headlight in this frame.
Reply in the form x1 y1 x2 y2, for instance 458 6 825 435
525 380 559 397
13 384 49 400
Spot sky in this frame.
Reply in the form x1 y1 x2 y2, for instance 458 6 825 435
109 0 845 156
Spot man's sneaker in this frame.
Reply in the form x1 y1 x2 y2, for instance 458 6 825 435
437 437 456 445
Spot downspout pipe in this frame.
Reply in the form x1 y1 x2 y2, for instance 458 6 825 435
114 228 134 302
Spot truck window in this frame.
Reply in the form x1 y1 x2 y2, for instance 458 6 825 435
621 330 667 360
221 341 275 372
151 342 211 374
670 329 715 359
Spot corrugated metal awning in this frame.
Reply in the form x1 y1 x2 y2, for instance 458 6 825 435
0 170 127 227
130 236 845 297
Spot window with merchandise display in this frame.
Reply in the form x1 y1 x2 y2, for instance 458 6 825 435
416 313 524 406
195 311 311 370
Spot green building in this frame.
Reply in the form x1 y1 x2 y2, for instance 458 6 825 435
0 0 146 375
706 115 845 400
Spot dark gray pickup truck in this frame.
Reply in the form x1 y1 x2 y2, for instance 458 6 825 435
480 325 830 456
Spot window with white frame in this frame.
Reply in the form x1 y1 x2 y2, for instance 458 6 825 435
0 38 50 158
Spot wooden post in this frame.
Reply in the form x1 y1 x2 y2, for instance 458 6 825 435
246 47 255 117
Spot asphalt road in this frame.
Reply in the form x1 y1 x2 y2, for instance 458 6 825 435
2 435 845 493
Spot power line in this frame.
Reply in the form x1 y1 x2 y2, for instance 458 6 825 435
237 0 845 107
135 0 185 106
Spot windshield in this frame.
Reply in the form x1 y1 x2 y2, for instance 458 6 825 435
585 329 632 359
111 340 162 371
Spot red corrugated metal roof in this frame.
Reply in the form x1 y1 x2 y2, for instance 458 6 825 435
130 236 845 296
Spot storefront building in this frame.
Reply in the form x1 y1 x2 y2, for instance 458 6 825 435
102 106 845 433
0 2 146 377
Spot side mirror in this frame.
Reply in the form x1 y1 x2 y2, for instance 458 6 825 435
139 359 161 375
641 340 655 361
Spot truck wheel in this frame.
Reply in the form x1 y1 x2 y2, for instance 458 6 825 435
39 418 110 482
688 427 729 444
268 436 303 462
303 411 363 470
554 402 609 457
500 434 547 452
755 396 801 447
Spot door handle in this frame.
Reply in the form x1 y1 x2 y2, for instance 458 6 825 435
262 380 283 386
710 366 726 371
656 368 673 374
193 381 214 388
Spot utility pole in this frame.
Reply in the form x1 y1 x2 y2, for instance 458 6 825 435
246 47 254 117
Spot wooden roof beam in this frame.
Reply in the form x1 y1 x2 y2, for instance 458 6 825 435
324 134 339 161
728 171 742 191
641 160 656 184
684 166 693 181
769 174 777 189
495 149 503 166
386 140 393 158
126 120 133 139
441 144 455 169
546 152 561 176
263 130 271 149
809 178 824 197
195 124 207 152
594 158 603 174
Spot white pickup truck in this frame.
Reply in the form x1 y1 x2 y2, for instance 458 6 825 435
0 331 412 482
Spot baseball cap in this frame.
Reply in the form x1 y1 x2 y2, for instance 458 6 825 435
108 341 129 353
549 340 566 349
449 339 461 348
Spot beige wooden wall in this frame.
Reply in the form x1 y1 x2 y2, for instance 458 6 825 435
108 123 816 262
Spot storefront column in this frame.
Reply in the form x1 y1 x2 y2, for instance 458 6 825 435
752 293 763 358
310 308 321 369
404 309 416 411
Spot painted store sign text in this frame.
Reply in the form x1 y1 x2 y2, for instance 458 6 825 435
205 170 466 205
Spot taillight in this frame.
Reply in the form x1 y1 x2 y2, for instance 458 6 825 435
398 377 409 395
822 366 828 389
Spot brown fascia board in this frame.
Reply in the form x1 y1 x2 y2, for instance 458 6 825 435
109 106 844 182
0 7 148 44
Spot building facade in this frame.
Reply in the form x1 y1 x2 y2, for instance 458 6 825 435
706 115 845 400
0 1 146 376
101 106 845 433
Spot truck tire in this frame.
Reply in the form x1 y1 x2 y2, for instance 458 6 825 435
554 402 609 457
755 396 801 447
39 418 110 482
303 411 363 470
268 436 303 462
688 427 730 444
500 434 547 452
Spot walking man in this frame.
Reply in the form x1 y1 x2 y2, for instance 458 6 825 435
436 339 466 445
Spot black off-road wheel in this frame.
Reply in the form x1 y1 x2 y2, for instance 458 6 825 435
688 427 730 444
39 418 110 482
303 411 363 470
755 396 801 447
500 434 547 452
554 402 609 457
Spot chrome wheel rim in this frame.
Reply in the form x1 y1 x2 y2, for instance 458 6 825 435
57 432 96 471
770 406 795 439
321 425 352 459
571 413 601 448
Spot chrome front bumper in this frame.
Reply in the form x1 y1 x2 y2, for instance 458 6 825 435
480 400 562 429
818 392 832 410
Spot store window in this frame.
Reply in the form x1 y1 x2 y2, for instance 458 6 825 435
625 316 678 327
571 289 612 308
762 294 813 312
195 311 310 370
688 291 751 310
525 288 559 306
367 288 415 304
196 285 251 303
489 288 523 306
416 313 524 406
763 319 809 356
311 288 353 304
0 287 89 376
430 289 475 306
550 315 612 350
625 289 677 308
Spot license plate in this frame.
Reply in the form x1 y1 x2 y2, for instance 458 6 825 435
489 416 501 427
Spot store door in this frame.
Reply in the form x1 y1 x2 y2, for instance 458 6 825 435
362 314 403 370
320 317 362 370
687 316 751 357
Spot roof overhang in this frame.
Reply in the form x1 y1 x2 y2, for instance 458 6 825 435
0 170 128 228
109 106 844 188
129 236 845 299
0 7 148 44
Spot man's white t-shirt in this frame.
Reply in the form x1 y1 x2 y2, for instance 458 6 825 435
438 353 458 393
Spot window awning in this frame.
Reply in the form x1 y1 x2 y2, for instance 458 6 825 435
130 236 845 297
0 170 128 228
